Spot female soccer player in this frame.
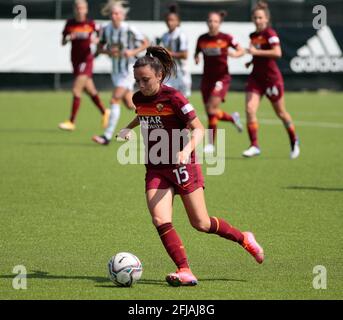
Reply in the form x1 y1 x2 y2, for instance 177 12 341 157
242 1 300 159
117 46 264 286
92 0 149 145
59 0 109 131
159 3 192 97
194 11 245 153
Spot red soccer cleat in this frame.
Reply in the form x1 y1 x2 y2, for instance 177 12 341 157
166 268 198 287
242 232 264 264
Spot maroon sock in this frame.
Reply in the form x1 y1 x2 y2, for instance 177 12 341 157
90 94 105 115
69 96 81 123
216 109 234 122
283 121 297 148
157 223 189 269
207 217 244 244
247 121 259 147
208 114 218 145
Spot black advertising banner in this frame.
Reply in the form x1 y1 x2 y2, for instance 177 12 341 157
276 25 343 74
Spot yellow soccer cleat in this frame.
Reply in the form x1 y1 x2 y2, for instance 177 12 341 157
58 120 75 131
102 109 110 129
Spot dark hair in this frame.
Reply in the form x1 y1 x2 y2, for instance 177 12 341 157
208 10 227 22
133 46 176 82
165 3 180 21
252 1 271 21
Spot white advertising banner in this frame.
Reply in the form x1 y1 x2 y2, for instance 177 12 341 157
0 19 254 74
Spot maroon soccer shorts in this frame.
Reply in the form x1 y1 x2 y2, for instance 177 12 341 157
72 56 93 78
201 76 231 105
145 163 205 195
246 76 284 103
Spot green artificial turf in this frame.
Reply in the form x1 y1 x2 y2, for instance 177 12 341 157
0 90 342 300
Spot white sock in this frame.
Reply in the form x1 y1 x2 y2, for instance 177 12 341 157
104 104 120 140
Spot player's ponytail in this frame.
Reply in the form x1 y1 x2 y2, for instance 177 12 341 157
208 9 227 22
252 1 271 22
133 46 176 82
165 3 181 23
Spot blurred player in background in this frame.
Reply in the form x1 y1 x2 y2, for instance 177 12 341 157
59 0 109 131
242 1 300 159
195 10 245 154
92 0 149 145
117 46 264 286
158 3 191 97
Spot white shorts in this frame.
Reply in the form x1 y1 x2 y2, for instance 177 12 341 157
165 69 192 97
111 71 135 91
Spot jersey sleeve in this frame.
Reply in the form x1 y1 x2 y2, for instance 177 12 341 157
195 36 202 55
266 28 280 47
171 92 197 124
99 24 107 45
93 21 101 35
129 25 145 43
62 20 70 37
179 32 188 52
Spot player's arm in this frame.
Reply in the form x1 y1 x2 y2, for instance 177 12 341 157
96 42 111 56
247 43 282 58
170 33 188 60
170 50 188 60
116 116 140 140
194 38 201 65
177 117 205 165
62 21 76 46
228 43 245 58
124 37 150 58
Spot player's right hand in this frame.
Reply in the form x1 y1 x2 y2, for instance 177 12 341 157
116 128 132 141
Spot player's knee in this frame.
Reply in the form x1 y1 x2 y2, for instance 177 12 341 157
72 88 81 97
191 219 210 233
246 104 255 116
276 110 287 119
152 216 168 228
111 97 120 104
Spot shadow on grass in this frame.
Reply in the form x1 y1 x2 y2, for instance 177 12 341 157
0 270 247 288
285 186 343 192
0 270 109 283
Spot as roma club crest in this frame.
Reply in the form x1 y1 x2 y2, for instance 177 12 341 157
156 103 164 112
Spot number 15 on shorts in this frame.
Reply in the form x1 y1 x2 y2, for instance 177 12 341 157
173 166 189 185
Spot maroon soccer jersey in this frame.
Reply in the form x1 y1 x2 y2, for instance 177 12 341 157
62 19 98 63
195 32 238 80
133 85 197 168
249 27 283 83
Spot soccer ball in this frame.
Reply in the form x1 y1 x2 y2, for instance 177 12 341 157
108 252 143 287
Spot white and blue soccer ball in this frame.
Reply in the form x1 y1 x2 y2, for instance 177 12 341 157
108 252 143 287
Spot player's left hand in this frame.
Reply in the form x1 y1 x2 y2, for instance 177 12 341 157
91 35 100 45
248 45 258 56
123 49 135 58
176 150 190 165
116 128 132 141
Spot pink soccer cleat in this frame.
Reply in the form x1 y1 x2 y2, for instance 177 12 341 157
242 232 264 264
166 268 198 287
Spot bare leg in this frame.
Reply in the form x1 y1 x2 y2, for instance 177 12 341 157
146 188 190 270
